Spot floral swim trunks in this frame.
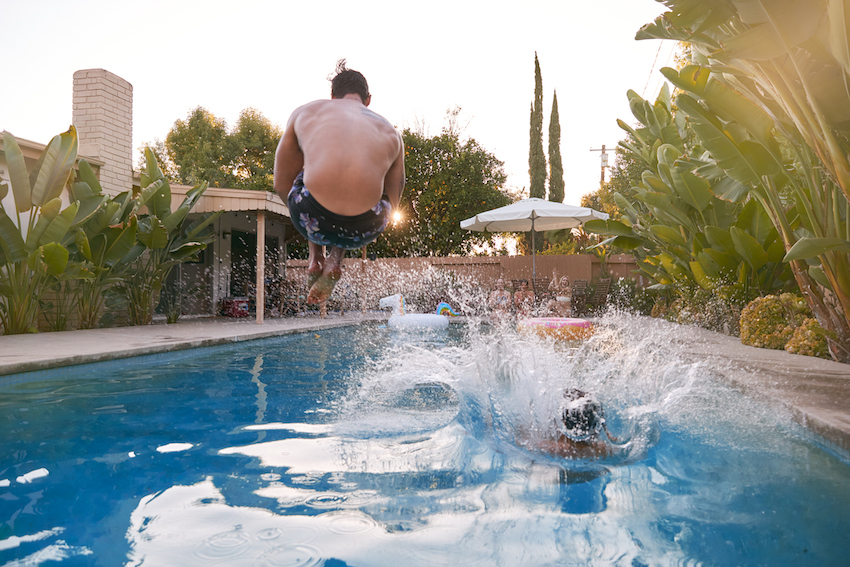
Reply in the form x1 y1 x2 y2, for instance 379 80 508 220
287 171 392 250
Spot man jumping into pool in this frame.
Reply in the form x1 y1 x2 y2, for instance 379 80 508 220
274 60 405 304
519 389 619 459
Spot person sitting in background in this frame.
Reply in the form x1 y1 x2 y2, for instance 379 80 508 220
513 279 535 319
547 268 560 298
489 277 512 318
547 276 572 317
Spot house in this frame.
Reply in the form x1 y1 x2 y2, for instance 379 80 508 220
1 68 299 323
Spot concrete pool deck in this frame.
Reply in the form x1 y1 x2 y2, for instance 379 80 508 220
1 313 848 458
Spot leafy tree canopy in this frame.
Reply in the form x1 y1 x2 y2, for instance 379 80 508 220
370 126 511 257
144 106 282 191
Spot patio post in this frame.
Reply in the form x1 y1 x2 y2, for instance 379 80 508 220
256 211 265 324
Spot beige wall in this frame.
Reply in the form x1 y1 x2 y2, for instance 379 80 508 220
285 254 642 290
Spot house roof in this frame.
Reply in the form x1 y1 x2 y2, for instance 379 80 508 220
169 184 290 218
0 130 106 167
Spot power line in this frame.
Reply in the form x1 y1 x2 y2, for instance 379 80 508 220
642 42 664 98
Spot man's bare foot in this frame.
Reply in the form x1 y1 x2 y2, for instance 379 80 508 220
307 267 341 304
307 246 343 304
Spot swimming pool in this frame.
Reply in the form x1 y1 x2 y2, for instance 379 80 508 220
2 316 849 565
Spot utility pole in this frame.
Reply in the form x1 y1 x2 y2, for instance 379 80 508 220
589 145 610 184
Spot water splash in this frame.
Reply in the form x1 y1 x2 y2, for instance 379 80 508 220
340 309 798 470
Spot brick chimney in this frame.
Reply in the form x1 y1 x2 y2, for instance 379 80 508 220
72 69 133 195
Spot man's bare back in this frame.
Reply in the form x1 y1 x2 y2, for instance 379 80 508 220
274 97 404 216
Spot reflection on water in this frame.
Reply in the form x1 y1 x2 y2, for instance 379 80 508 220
3 316 850 565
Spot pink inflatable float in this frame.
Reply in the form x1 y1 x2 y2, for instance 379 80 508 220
518 317 594 341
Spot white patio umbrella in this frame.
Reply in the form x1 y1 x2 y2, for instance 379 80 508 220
460 198 609 278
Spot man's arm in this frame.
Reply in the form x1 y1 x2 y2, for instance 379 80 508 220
273 113 304 201
383 132 405 210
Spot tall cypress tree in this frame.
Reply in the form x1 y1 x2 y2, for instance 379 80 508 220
528 53 547 200
548 91 565 203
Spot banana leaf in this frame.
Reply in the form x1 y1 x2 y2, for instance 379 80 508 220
808 265 833 290
0 209 27 266
76 159 102 195
584 219 634 236
662 66 780 153
137 217 169 250
30 127 78 209
736 199 774 242
676 95 766 188
784 236 850 261
690 260 715 289
100 218 138 267
718 1 823 61
650 224 688 247
702 247 740 276
731 226 769 270
38 203 79 248
3 132 32 213
26 198 63 251
705 225 737 256
39 243 69 277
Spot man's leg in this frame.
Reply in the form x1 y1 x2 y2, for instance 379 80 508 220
307 241 325 291
307 246 344 304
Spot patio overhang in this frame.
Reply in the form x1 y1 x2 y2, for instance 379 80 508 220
168 184 290 218
168 184 293 325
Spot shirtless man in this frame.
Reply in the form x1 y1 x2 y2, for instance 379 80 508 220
274 60 405 304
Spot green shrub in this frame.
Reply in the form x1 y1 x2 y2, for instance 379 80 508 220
740 294 810 350
609 277 637 311
632 286 658 316
785 318 836 359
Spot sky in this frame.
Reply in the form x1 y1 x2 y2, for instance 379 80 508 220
1 0 676 207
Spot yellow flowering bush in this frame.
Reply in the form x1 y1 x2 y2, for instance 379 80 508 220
739 294 810 350
785 318 836 359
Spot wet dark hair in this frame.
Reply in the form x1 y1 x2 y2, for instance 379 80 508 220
330 59 369 104
560 389 604 441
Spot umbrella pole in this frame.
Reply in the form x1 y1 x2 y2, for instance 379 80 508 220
531 221 536 279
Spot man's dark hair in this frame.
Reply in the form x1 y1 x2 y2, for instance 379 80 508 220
331 59 369 104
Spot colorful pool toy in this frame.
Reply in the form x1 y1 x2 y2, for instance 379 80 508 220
436 302 459 316
518 317 594 340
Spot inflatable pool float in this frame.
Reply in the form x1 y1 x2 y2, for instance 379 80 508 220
436 302 459 316
379 294 449 330
518 317 594 340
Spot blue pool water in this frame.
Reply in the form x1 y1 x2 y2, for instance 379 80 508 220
2 316 850 566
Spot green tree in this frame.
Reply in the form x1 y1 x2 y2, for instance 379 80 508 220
370 127 511 257
547 91 565 203
165 107 234 187
230 108 283 192
162 106 281 192
529 53 547 199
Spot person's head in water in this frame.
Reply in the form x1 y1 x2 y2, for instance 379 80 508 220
331 59 370 104
559 389 605 441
